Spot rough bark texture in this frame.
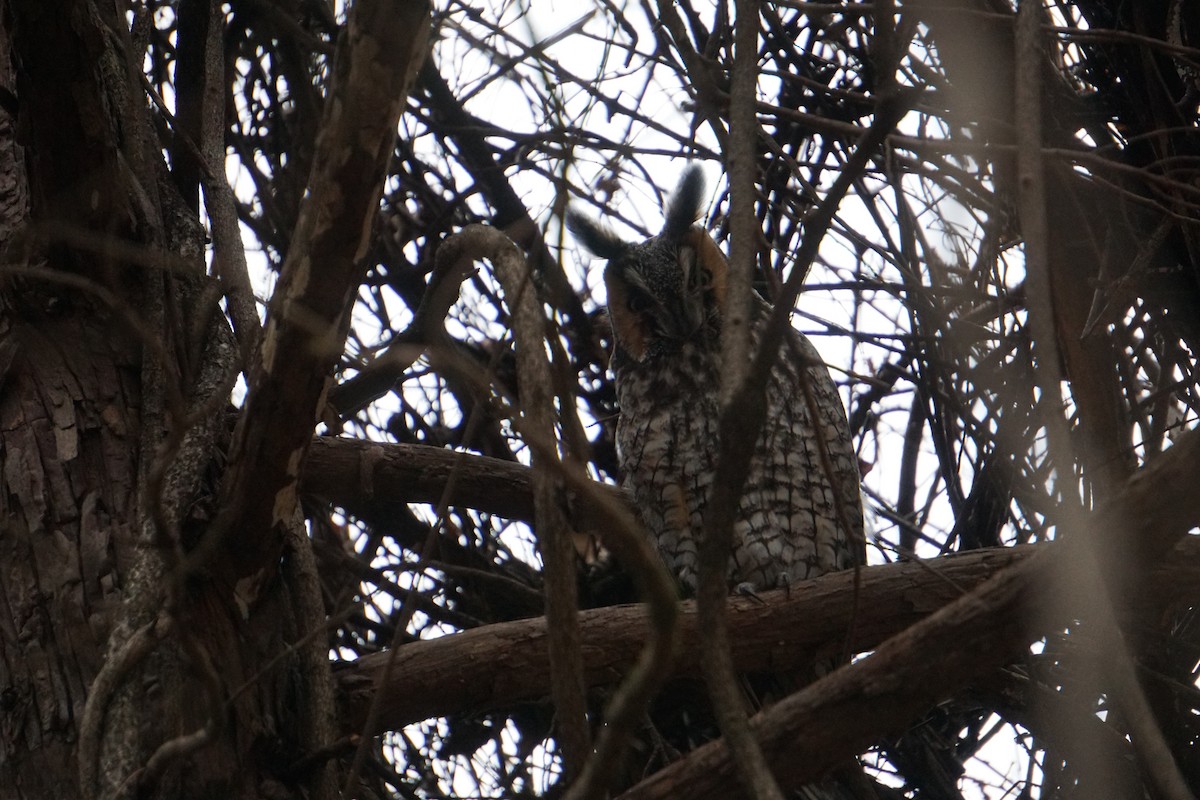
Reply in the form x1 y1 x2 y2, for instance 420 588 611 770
0 1 143 795
0 1 431 798
337 536 1200 736
0 312 141 798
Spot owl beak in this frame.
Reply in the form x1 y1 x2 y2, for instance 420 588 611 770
651 288 706 342
619 270 699 342
674 290 706 338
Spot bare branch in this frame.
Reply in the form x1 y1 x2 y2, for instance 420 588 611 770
621 425 1200 798
436 224 590 778
337 536 1200 735
209 0 431 581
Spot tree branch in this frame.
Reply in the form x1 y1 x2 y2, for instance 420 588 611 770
436 224 590 778
301 436 625 528
208 0 430 581
700 2 785 797
620 426 1200 798
335 536 1200 736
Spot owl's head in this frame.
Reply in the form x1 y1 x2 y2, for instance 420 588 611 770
567 167 729 363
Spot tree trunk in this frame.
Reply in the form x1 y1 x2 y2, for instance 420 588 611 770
0 2 330 797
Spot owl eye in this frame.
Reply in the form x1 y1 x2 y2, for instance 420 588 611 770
686 264 713 293
626 291 652 314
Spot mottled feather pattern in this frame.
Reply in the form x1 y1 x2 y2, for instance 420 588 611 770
572 168 869 797
570 167 862 596
612 309 862 594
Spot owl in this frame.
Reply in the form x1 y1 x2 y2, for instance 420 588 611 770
568 167 863 595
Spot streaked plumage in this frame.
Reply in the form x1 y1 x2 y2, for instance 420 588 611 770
569 167 863 596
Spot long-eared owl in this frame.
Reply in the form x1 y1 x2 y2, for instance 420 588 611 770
569 167 863 595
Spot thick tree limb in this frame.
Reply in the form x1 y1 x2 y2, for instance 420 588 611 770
211 0 430 581
302 435 626 527
335 536 1200 735
619 426 1200 798
311 433 1200 794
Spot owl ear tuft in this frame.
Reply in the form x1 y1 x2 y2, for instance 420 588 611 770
567 209 628 260
662 165 706 239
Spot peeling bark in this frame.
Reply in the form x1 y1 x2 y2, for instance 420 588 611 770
0 313 140 798
0 2 431 798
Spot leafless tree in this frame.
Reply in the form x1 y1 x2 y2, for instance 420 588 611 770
2 1 1199 799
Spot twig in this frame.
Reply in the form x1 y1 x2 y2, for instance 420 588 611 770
198 0 262 366
696 0 785 797
78 617 169 800
618 421 1200 798
437 224 591 778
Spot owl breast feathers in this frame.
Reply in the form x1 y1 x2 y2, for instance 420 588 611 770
569 167 863 593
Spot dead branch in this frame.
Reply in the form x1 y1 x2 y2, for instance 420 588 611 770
436 224 590 777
